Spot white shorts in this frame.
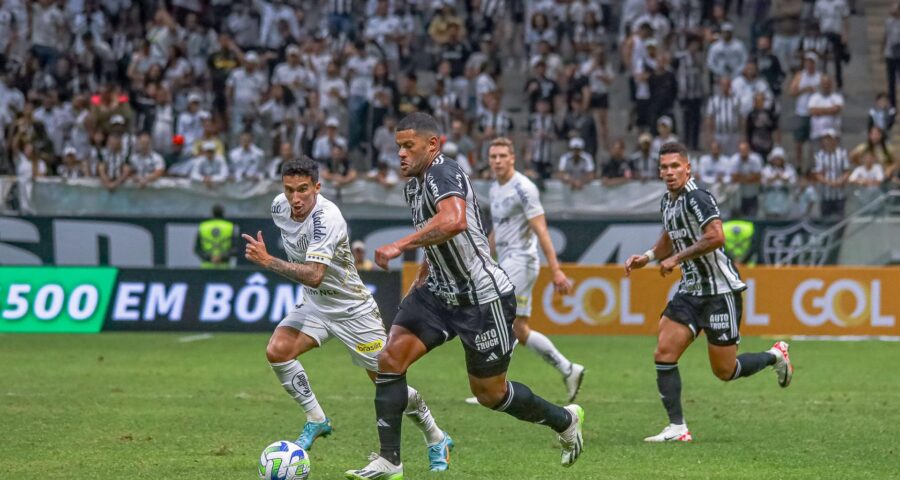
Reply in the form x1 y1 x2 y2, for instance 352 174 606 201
500 254 540 317
278 305 385 371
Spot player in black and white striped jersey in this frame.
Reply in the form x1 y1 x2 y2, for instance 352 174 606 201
625 143 793 444
346 113 584 480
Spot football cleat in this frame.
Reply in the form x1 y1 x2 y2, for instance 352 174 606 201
769 341 794 388
427 431 454 471
564 363 586 402
559 404 584 467
644 423 692 443
296 417 333 450
345 453 403 480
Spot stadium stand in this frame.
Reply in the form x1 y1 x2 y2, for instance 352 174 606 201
0 0 897 219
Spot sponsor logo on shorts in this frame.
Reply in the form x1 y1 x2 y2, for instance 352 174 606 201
356 339 384 353
710 313 730 330
474 329 499 351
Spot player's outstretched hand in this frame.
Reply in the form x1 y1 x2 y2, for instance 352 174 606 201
374 243 402 270
242 231 271 266
624 254 648 276
552 269 573 295
659 257 678 277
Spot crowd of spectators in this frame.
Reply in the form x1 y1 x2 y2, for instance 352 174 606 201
2 0 899 219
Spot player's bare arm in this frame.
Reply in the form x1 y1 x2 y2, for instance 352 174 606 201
374 196 467 269
659 219 725 277
243 230 326 288
625 230 674 276
528 214 572 294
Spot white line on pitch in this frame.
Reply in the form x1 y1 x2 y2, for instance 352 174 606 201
177 333 214 343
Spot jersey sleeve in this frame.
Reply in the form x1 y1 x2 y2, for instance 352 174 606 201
688 190 721 229
517 180 545 220
425 161 467 203
304 206 345 266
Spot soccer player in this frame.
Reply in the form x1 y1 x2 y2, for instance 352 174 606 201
624 142 794 443
345 113 584 480
243 157 453 471
462 137 584 406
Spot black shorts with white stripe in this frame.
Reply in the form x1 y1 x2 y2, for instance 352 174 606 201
393 286 517 378
662 291 743 346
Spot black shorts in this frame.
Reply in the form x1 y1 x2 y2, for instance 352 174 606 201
393 286 517 378
589 93 609 109
662 291 743 346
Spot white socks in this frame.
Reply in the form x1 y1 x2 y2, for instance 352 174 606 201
405 386 444 445
270 360 327 423
525 331 573 376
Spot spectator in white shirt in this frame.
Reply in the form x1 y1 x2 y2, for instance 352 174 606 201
698 140 734 186
557 137 595 190
848 152 885 187
225 51 269 135
731 61 773 116
650 116 678 160
312 117 348 166
273 44 316 102
229 131 266 181
761 147 798 218
318 61 349 119
30 0 67 68
57 146 88 180
731 141 764 217
706 22 748 80
364 0 402 61
813 0 850 89
129 133 166 188
177 93 205 154
191 141 229 187
267 142 297 180
808 75 844 143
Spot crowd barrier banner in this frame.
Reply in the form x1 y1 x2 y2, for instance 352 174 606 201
0 267 400 333
1 216 840 268
402 264 899 337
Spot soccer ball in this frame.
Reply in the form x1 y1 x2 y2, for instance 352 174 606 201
258 441 311 480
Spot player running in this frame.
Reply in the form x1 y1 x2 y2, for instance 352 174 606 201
624 142 793 443
462 137 583 406
243 157 453 471
345 113 584 480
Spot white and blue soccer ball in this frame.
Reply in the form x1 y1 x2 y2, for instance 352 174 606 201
258 440 311 480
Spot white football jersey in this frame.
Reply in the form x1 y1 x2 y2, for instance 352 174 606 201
489 171 544 262
271 193 377 321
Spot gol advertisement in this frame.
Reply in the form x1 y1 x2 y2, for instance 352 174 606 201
402 264 899 336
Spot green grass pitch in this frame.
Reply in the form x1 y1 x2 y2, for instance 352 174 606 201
1 333 898 479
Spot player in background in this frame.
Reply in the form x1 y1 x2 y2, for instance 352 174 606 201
463 137 584 406
624 142 793 443
243 157 453 471
345 113 584 480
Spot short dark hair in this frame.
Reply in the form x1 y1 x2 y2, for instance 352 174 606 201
658 142 689 161
212 204 225 218
281 156 319 183
395 112 441 137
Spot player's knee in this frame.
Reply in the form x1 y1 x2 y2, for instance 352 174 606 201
512 317 530 344
266 338 295 363
712 364 734 382
654 346 676 363
471 383 506 408
376 348 405 374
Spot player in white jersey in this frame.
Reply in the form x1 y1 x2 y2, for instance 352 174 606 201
242 157 454 471
463 137 584 406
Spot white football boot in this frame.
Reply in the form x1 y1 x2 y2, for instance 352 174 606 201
559 404 585 467
769 341 794 388
644 423 692 443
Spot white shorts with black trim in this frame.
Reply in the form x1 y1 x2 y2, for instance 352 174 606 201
500 254 540 317
278 304 386 370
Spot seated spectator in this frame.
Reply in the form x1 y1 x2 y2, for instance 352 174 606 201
268 142 297 180
129 133 166 188
697 141 734 186
372 160 400 188
190 142 229 188
761 147 799 219
650 116 678 160
814 129 851 218
57 146 88 180
600 138 634 186
868 92 896 133
98 134 133 192
731 141 764 217
352 240 375 271
313 117 348 167
191 113 225 158
630 133 656 181
557 137 594 190
848 152 886 187
849 126 894 168
229 132 266 181
321 144 357 188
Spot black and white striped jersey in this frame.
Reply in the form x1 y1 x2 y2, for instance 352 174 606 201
814 148 850 200
404 154 514 306
661 179 745 296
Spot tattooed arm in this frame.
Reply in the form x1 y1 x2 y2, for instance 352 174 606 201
243 231 326 288
375 196 467 269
